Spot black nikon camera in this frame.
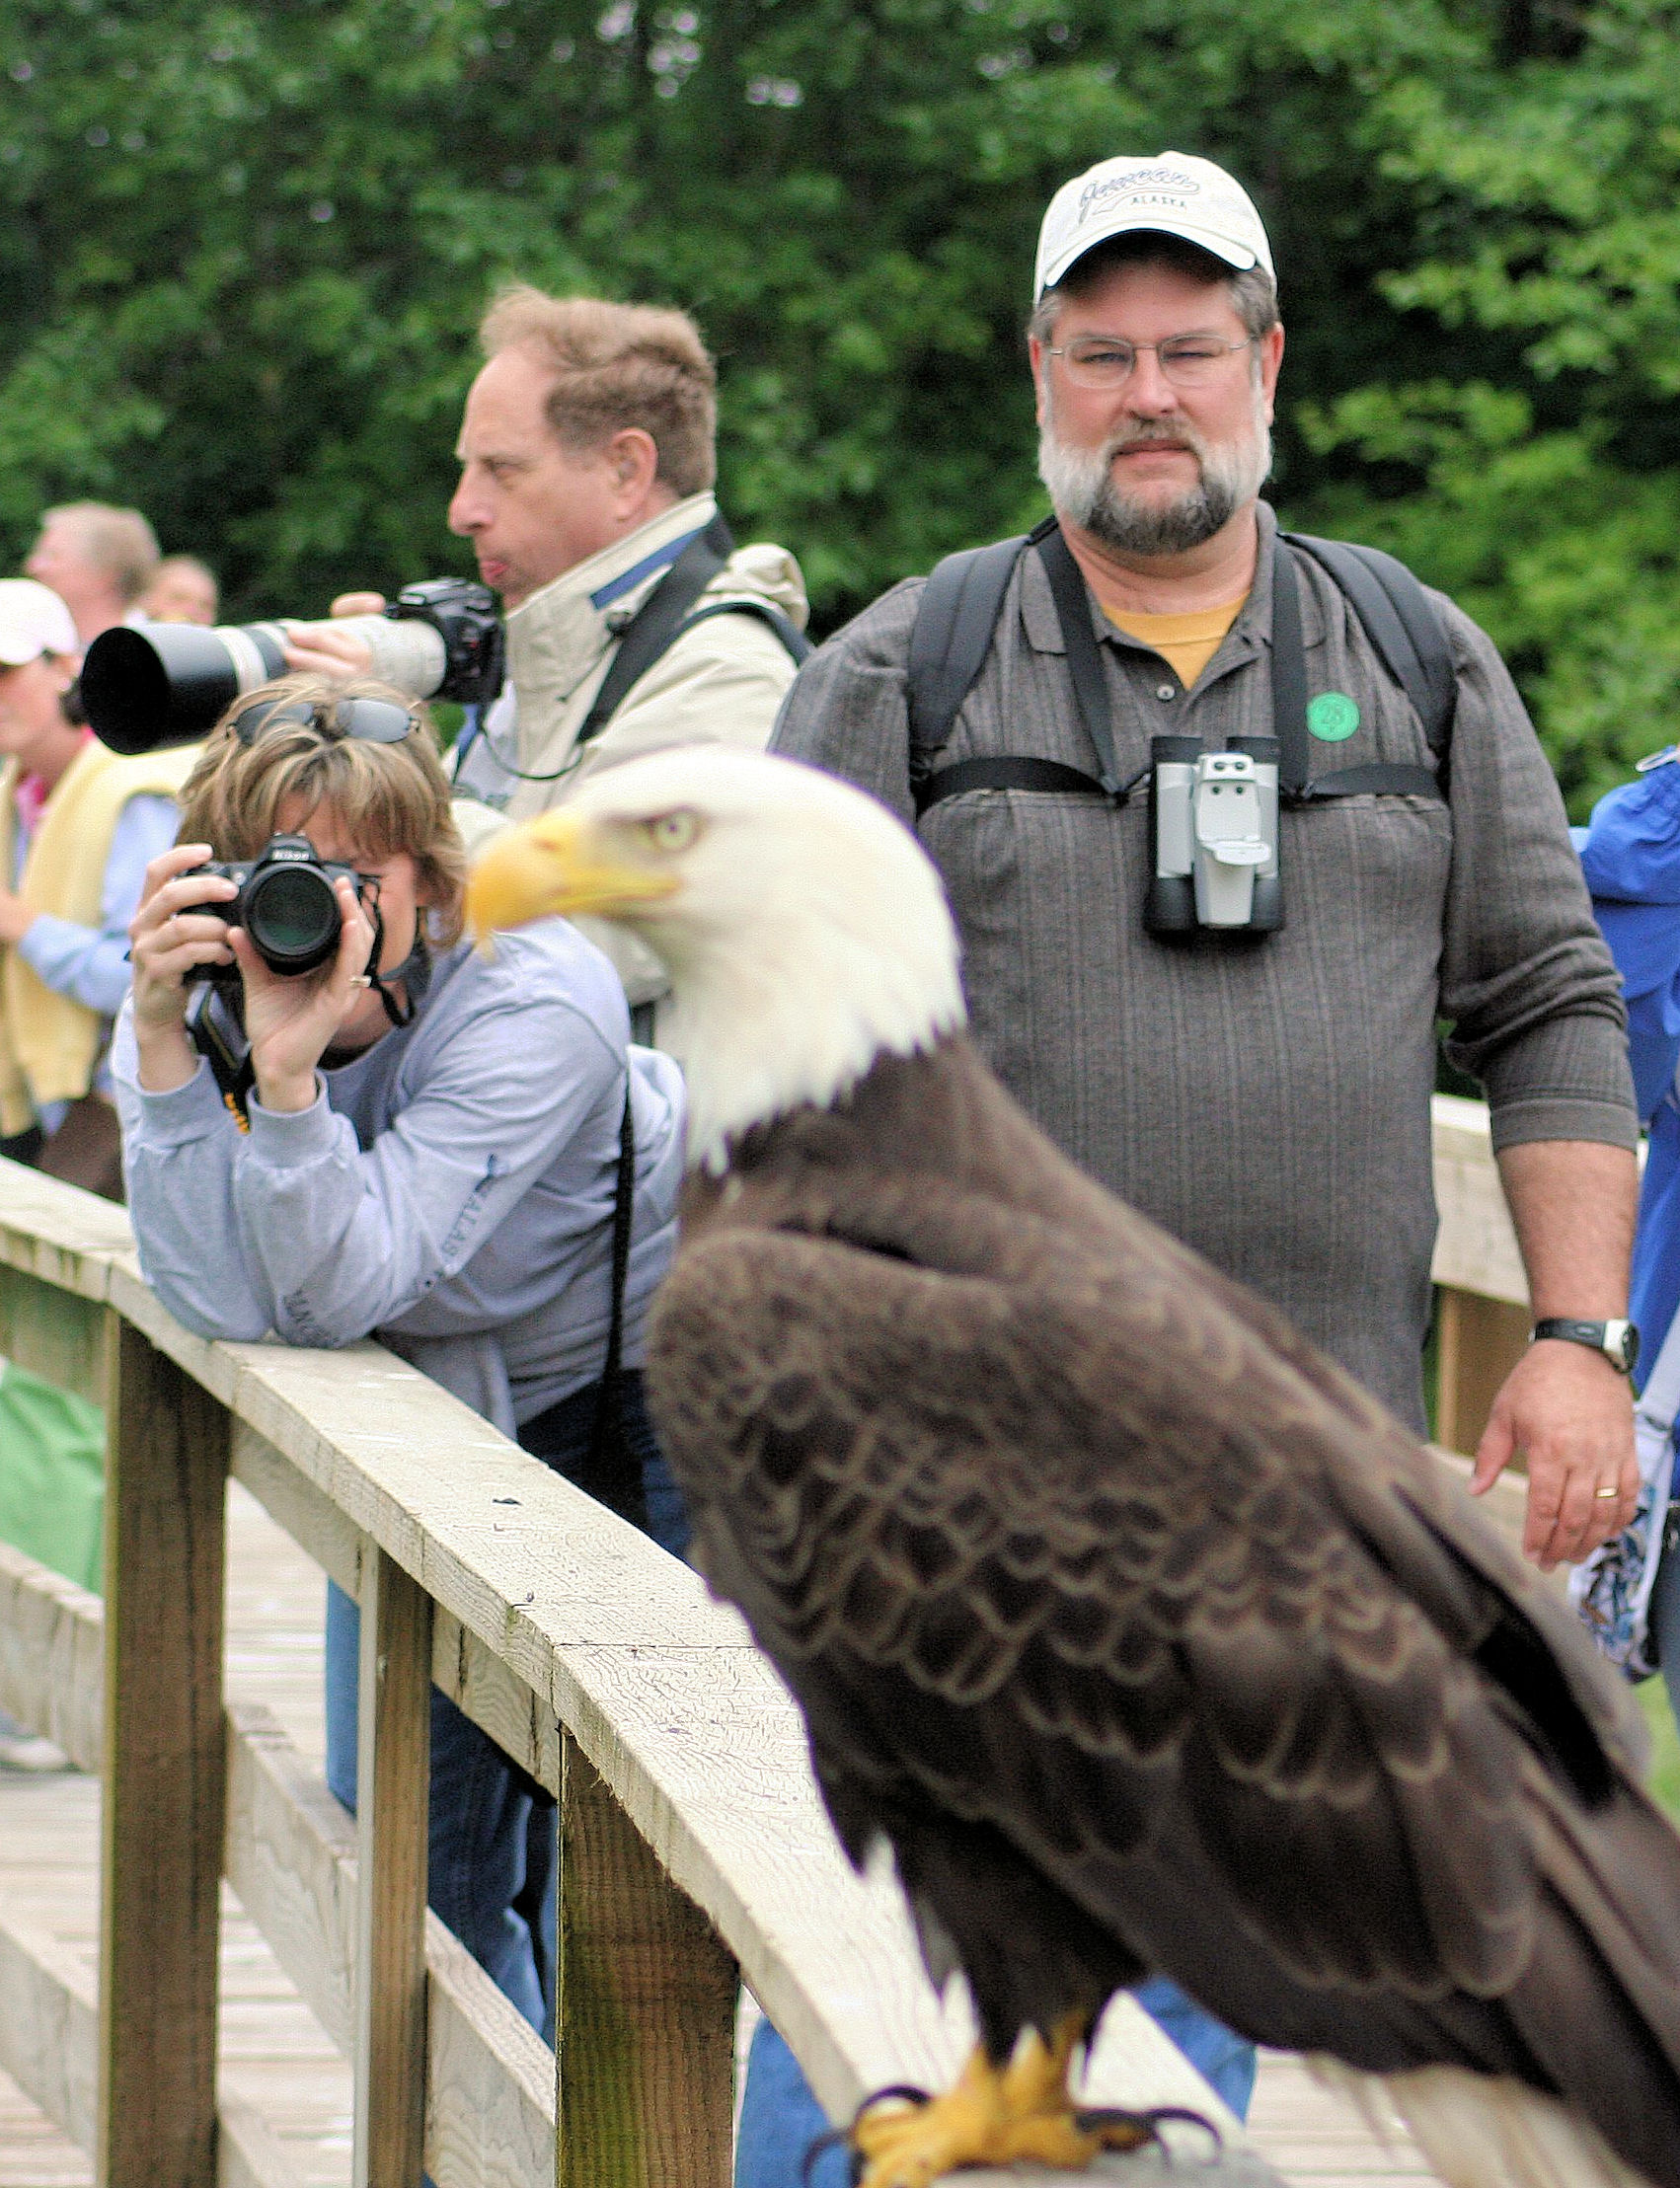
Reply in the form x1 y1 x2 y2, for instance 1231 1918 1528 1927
179 835 364 981
81 576 505 756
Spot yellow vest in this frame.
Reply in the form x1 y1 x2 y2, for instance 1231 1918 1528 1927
0 738 200 1133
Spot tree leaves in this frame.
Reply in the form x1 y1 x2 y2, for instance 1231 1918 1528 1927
1 0 1677 804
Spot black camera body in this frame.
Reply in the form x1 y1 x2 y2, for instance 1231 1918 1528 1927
180 835 362 980
385 577 504 709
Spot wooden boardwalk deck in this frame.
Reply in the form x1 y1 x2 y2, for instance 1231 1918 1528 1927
0 1485 1438 2188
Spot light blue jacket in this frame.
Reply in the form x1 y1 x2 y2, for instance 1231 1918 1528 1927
112 919 685 1437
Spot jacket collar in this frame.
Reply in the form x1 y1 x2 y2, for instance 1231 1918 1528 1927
503 490 719 702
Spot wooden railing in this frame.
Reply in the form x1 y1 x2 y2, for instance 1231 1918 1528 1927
0 1147 1318 2188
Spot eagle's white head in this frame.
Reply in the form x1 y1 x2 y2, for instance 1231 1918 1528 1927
465 747 966 1169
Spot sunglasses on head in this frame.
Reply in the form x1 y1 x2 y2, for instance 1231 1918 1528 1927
230 695 419 748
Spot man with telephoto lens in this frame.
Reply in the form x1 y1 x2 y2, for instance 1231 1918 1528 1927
287 287 809 1039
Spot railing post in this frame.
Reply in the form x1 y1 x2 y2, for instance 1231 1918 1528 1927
1435 1284 1532 1457
556 1732 737 2188
353 1547 432 2188
98 1313 230 2188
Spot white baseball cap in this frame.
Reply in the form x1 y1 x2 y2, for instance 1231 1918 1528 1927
1034 153 1275 302
0 579 79 667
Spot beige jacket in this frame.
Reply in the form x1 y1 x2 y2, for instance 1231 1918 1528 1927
0 739 198 1133
453 492 807 1006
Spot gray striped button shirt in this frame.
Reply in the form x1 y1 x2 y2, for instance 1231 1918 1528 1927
772 502 1635 1428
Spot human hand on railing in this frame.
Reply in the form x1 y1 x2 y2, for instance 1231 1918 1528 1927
128 843 241 1092
1470 1340 1638 1570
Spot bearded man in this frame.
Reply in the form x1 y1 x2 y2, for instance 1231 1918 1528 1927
743 152 1640 2174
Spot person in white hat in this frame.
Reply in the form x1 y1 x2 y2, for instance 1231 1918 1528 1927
0 577 196 1196
748 150 1642 2179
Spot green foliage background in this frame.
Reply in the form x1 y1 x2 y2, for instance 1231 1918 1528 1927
3 0 1679 810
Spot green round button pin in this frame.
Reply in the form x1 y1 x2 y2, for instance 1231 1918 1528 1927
1308 692 1360 742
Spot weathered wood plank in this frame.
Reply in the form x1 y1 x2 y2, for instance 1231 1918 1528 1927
224 1699 555 2188
1428 1094 1527 1307
0 1264 107 1406
230 1427 361 1603
0 1543 102 1773
556 1735 736 2188
1435 1289 1532 1459
218 2092 314 2188
99 1314 230 2188
0 1896 98 2151
352 1549 430 2188
0 1899 338 2188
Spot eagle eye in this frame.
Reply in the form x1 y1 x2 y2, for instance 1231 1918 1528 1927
644 809 701 854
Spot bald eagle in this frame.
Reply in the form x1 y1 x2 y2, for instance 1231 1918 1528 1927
468 748 1680 2188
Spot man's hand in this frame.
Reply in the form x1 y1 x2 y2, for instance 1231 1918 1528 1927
1470 1137 1639 1568
280 592 387 682
0 886 37 946
1471 1340 1637 1569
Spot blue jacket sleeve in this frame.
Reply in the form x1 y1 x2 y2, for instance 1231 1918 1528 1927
1576 760 1680 1122
17 794 181 1018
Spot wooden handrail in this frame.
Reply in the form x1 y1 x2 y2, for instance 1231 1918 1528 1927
0 1156 1285 2188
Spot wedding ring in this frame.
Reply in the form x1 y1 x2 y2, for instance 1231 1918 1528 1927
1593 1485 1621 1499
347 974 372 989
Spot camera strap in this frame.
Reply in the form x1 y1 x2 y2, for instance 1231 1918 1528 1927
185 983 257 1130
574 1080 649 1531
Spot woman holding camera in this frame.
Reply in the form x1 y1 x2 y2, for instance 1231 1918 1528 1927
113 675 687 2036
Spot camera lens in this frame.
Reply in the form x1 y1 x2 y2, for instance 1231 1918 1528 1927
244 865 342 974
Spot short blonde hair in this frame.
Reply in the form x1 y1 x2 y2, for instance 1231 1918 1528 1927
479 286 718 497
176 676 468 945
42 502 161 604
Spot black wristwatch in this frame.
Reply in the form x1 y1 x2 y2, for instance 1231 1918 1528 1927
1529 1318 1640 1374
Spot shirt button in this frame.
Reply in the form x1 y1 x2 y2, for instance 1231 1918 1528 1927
1155 683 1177 702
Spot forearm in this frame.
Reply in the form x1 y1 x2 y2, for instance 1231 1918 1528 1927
115 1059 276 1341
1495 1138 1637 1319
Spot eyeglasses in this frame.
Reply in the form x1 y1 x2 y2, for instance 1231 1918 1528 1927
231 695 419 747
1042 334 1257 391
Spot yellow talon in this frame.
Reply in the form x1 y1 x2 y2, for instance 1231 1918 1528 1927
851 2017 1160 2188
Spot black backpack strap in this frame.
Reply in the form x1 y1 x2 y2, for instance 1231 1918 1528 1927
918 756 1123 809
575 512 735 747
1268 539 1313 801
906 534 1031 763
1032 525 1126 799
1282 531 1457 761
677 595 813 667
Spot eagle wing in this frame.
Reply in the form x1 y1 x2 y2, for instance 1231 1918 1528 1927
647 1213 1666 2066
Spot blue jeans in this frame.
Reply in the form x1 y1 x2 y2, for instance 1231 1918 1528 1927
734 1983 1256 2188
325 1371 688 2042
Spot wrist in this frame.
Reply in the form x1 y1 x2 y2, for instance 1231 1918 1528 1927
133 1019 199 1094
1529 1318 1640 1375
254 1065 320 1115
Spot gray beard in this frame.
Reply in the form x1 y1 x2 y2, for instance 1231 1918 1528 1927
1037 411 1272 557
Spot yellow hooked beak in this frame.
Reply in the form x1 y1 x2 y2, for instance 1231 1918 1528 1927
465 810 681 943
